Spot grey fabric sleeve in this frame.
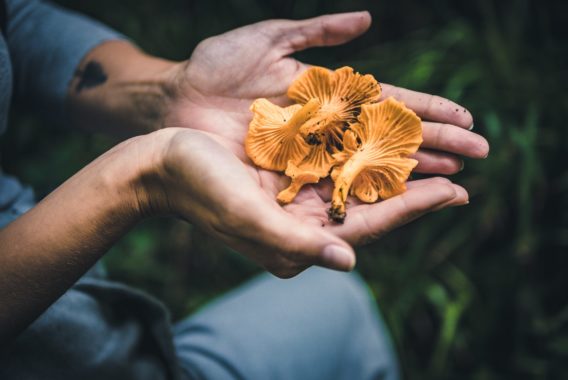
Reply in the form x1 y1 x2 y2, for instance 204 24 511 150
5 0 126 122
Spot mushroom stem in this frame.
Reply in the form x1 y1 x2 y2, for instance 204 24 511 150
328 156 365 223
276 178 305 205
299 116 345 148
277 169 321 205
298 117 325 145
283 98 320 136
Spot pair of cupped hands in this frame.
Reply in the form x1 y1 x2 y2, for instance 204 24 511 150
134 12 489 278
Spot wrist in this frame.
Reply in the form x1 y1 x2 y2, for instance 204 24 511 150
86 136 156 226
117 128 183 219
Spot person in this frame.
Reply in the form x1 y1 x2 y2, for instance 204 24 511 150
0 0 489 379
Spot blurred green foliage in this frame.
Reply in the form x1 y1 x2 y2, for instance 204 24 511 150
2 0 567 378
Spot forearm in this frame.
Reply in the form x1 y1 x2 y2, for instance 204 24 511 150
0 135 160 342
68 41 183 137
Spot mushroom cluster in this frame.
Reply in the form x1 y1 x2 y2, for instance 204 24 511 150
245 66 423 223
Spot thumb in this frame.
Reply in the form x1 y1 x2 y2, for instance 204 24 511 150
280 215 357 272
272 11 372 54
241 206 357 275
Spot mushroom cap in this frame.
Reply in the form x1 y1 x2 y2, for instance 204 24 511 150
328 97 422 222
341 97 423 201
287 66 382 129
351 157 417 202
245 98 319 171
299 141 336 178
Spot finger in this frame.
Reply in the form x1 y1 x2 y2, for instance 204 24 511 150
218 180 356 273
212 231 313 279
273 12 372 54
314 175 457 204
381 83 473 129
422 122 489 158
413 150 463 174
433 183 469 210
330 182 466 245
407 181 469 209
286 178 468 231
208 186 356 274
269 208 356 270
174 131 356 274
406 176 455 189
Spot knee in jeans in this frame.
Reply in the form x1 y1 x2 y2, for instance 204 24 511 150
307 267 376 316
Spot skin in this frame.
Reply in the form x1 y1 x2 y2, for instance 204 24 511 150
0 11 489 342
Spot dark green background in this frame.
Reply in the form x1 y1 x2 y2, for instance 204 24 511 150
2 0 567 378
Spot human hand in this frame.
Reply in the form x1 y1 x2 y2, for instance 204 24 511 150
167 11 489 171
137 126 466 278
153 12 490 276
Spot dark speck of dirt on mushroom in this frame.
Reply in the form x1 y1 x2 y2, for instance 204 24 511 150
306 133 322 145
327 142 339 154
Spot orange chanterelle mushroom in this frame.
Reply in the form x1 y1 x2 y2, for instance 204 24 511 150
245 98 321 171
274 67 382 203
328 97 423 223
287 66 382 146
245 66 422 223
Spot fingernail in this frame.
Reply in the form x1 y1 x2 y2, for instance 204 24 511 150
321 245 355 271
460 161 465 171
468 123 474 131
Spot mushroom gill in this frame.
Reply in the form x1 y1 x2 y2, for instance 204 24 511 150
276 142 336 204
245 98 321 171
287 66 382 147
328 97 423 223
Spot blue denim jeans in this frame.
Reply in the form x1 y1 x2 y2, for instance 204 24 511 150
174 267 400 380
0 178 399 380
1 264 399 380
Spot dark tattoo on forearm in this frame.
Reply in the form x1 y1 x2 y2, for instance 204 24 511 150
74 61 107 92
70 57 176 134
